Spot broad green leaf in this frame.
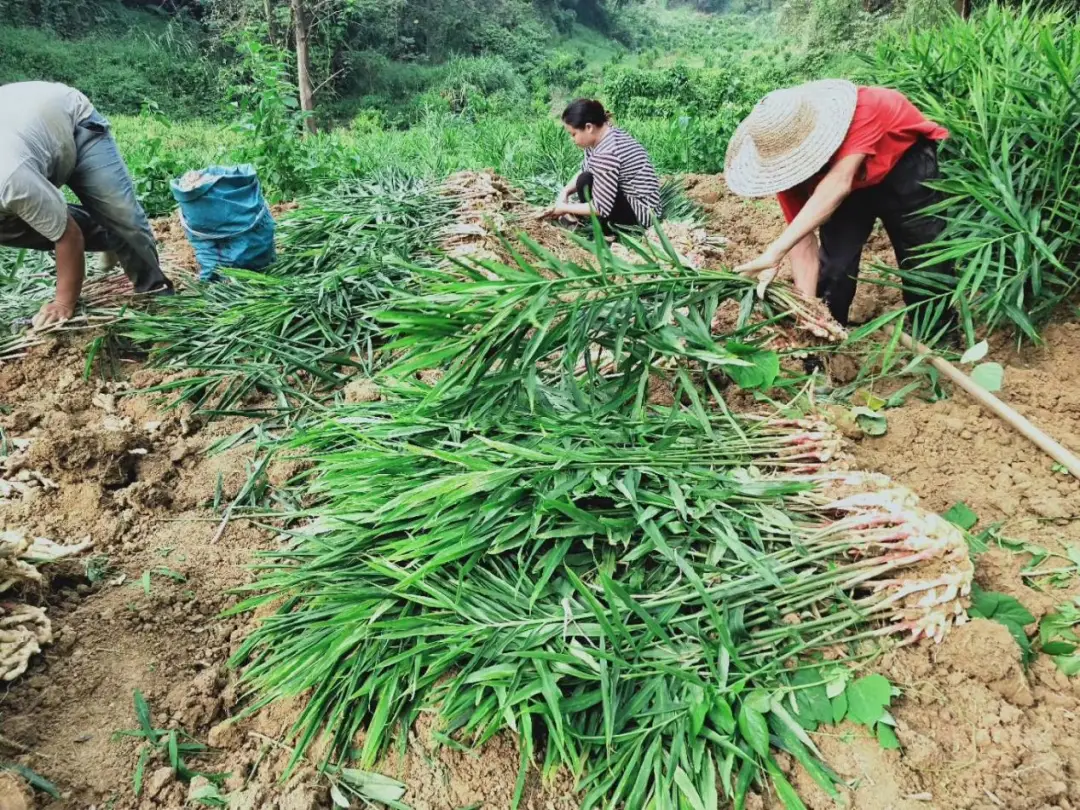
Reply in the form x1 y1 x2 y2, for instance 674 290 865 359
709 699 736 735
824 673 848 700
831 692 848 724
737 705 770 758
851 407 887 437
970 362 1004 392
970 585 1035 660
876 723 901 751
791 669 832 728
1054 655 1080 677
1041 641 1078 656
845 675 892 727
969 589 1036 626
960 340 989 364
743 690 771 713
942 502 978 531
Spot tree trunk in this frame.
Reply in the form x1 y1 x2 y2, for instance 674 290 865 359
954 0 970 18
264 0 276 43
290 0 317 135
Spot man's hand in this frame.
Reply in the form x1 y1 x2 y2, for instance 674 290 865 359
32 300 76 330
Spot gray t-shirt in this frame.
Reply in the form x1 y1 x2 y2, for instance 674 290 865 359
0 82 94 242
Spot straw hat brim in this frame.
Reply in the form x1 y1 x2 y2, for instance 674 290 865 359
724 80 859 198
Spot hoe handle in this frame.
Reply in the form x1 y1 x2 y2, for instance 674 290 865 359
887 326 1080 479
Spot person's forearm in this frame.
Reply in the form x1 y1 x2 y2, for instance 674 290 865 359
771 175 852 260
788 233 820 298
54 218 86 308
560 202 593 217
560 174 581 201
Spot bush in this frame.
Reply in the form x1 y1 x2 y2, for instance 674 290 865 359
227 35 316 201
0 18 218 119
783 0 881 53
0 0 116 37
111 110 238 217
431 55 529 112
528 51 590 97
603 62 776 120
864 3 1080 340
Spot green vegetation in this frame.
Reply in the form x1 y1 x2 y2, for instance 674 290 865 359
3 1 1080 807
864 3 1080 341
114 689 227 797
119 173 458 413
378 235 814 419
231 400 929 809
0 2 215 118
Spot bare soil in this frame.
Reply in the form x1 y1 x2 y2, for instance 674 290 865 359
3 185 1080 810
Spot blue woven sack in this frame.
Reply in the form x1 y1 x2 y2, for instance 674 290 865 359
170 165 276 281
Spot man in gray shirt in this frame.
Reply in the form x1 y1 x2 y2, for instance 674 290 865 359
0 81 173 328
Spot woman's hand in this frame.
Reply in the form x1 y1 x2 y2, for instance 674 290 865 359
735 244 784 276
536 205 567 220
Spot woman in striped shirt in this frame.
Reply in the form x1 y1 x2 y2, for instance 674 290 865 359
544 99 662 232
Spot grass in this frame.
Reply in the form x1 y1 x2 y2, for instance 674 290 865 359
108 108 741 213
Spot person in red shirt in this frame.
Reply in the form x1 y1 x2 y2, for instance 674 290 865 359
724 79 952 328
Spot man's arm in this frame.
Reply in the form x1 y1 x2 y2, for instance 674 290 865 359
735 154 865 275
1 165 85 328
32 213 84 328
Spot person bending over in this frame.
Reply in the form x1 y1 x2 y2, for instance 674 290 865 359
0 81 173 328
725 79 952 328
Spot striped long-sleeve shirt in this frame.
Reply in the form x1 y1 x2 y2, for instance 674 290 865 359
581 127 662 227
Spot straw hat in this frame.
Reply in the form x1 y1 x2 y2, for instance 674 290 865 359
724 80 859 198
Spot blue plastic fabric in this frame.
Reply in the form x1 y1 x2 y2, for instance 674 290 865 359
170 165 276 281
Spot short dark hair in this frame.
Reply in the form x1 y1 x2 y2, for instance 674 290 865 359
561 98 609 129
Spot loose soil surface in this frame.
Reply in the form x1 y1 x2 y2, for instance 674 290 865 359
3 182 1080 810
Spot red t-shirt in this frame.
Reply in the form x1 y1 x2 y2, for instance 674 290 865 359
776 86 949 223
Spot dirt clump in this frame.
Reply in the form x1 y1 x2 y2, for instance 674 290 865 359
0 773 31 810
27 411 145 487
935 618 1034 705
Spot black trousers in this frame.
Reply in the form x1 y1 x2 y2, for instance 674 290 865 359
817 139 953 327
576 171 640 233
